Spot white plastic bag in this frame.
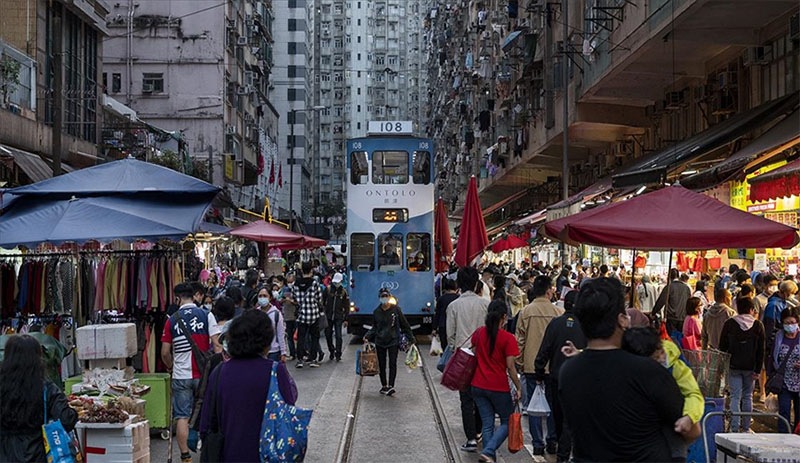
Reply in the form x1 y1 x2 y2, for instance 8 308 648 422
405 345 422 370
430 337 443 356
765 393 779 413
526 384 551 416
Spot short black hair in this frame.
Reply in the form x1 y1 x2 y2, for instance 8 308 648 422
728 264 740 274
599 264 609 275
457 267 479 293
212 296 236 322
226 286 243 303
531 275 552 298
564 290 579 312
174 282 194 299
442 277 458 291
739 283 754 298
780 307 798 322
245 269 259 287
302 261 313 275
574 277 626 340
761 273 779 286
668 268 680 280
226 310 274 358
736 296 754 315
622 326 662 358
735 270 751 285
191 281 205 296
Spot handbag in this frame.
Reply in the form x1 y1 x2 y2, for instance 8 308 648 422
436 345 453 373
766 351 792 394
393 310 410 353
259 363 313 462
357 342 379 376
440 333 477 392
317 315 329 330
200 364 225 463
507 400 524 454
526 384 551 416
42 388 78 463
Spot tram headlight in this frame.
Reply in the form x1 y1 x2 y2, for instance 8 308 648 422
350 301 356 312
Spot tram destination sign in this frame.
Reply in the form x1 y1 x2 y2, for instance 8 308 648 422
367 120 413 135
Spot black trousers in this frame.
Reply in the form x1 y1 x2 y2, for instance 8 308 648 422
546 376 572 460
296 322 319 361
376 344 399 387
324 319 344 358
285 320 297 357
459 389 482 441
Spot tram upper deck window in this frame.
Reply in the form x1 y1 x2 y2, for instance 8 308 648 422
407 233 431 272
350 233 375 272
372 151 408 184
412 151 431 184
378 233 403 270
350 151 368 185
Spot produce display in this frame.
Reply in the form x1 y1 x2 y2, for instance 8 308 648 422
68 395 131 424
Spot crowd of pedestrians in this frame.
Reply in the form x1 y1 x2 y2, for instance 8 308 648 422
433 260 800 462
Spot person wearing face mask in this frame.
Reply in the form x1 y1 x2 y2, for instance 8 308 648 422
754 274 779 319
322 272 350 361
764 280 799 365
256 286 287 363
766 308 800 433
363 288 414 396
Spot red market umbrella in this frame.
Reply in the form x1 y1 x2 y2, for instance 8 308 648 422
545 185 799 250
434 197 453 273
490 234 529 253
454 176 489 267
229 219 305 244
269 234 327 250
749 158 800 202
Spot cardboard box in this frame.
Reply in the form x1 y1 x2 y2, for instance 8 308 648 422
76 324 137 360
76 420 150 463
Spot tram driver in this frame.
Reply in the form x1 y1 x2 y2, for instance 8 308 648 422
378 243 401 268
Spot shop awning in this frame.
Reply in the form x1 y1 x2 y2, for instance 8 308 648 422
682 107 800 190
0 144 74 183
546 92 799 212
513 209 547 226
482 188 529 217
749 158 800 202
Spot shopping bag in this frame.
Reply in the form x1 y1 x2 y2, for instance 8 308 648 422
765 394 778 413
42 389 78 463
526 384 551 416
436 345 453 373
430 337 443 356
358 342 379 376
405 345 422 370
259 363 313 462
507 402 524 454
440 347 477 391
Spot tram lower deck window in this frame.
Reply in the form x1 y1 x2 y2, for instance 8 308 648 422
350 233 375 271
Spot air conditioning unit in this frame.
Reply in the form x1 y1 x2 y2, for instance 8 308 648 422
743 46 772 66
237 85 253 95
665 90 686 110
142 83 154 93
237 36 248 46
226 124 237 135
245 71 255 86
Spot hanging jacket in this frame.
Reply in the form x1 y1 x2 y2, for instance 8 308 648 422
0 381 78 463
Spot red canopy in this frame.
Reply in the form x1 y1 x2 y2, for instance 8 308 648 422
434 197 453 273
269 235 327 250
749 158 800 202
544 185 799 250
454 177 489 267
229 220 304 244
490 234 529 253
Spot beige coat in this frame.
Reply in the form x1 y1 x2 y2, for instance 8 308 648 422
701 302 736 349
515 297 563 373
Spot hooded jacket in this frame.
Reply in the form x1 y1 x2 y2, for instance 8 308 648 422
701 303 736 349
294 276 322 324
718 314 765 373
323 284 350 321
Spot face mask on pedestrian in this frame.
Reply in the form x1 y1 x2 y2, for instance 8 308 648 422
272 291 280 299
784 323 799 334
257 296 270 307
203 304 212 310
380 297 390 305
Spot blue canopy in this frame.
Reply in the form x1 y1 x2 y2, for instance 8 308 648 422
0 195 211 247
9 157 219 200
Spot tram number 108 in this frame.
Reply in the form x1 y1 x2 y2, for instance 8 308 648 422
367 121 413 134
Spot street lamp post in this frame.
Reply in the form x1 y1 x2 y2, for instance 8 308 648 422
288 106 326 230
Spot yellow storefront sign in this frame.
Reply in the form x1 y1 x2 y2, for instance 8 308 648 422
729 160 800 213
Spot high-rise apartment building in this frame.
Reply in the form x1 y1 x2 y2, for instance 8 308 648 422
305 0 430 239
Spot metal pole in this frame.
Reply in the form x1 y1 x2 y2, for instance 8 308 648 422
289 109 295 230
52 4 62 177
560 0 569 266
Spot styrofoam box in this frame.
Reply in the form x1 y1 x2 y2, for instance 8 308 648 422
77 420 150 463
76 324 137 360
715 433 800 463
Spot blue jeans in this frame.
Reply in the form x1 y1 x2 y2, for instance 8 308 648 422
524 374 556 448
471 386 514 459
728 369 755 431
777 386 800 433
171 378 199 420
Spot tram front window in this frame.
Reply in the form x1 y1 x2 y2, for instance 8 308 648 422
378 233 403 270
372 151 408 184
407 233 431 272
350 151 368 185
350 233 375 272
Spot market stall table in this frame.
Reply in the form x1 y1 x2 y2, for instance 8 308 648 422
714 433 800 463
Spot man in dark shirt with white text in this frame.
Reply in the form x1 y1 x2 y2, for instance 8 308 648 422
559 278 684 462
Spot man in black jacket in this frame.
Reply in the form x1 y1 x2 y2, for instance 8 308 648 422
323 272 350 361
534 290 586 463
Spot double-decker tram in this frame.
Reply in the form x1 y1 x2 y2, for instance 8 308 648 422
345 121 435 335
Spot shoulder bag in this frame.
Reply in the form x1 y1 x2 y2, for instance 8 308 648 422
175 314 211 373
259 363 313 462
766 348 792 394
440 330 478 392
42 388 78 463
199 364 225 463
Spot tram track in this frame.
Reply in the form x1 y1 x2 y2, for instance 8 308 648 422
335 352 457 463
